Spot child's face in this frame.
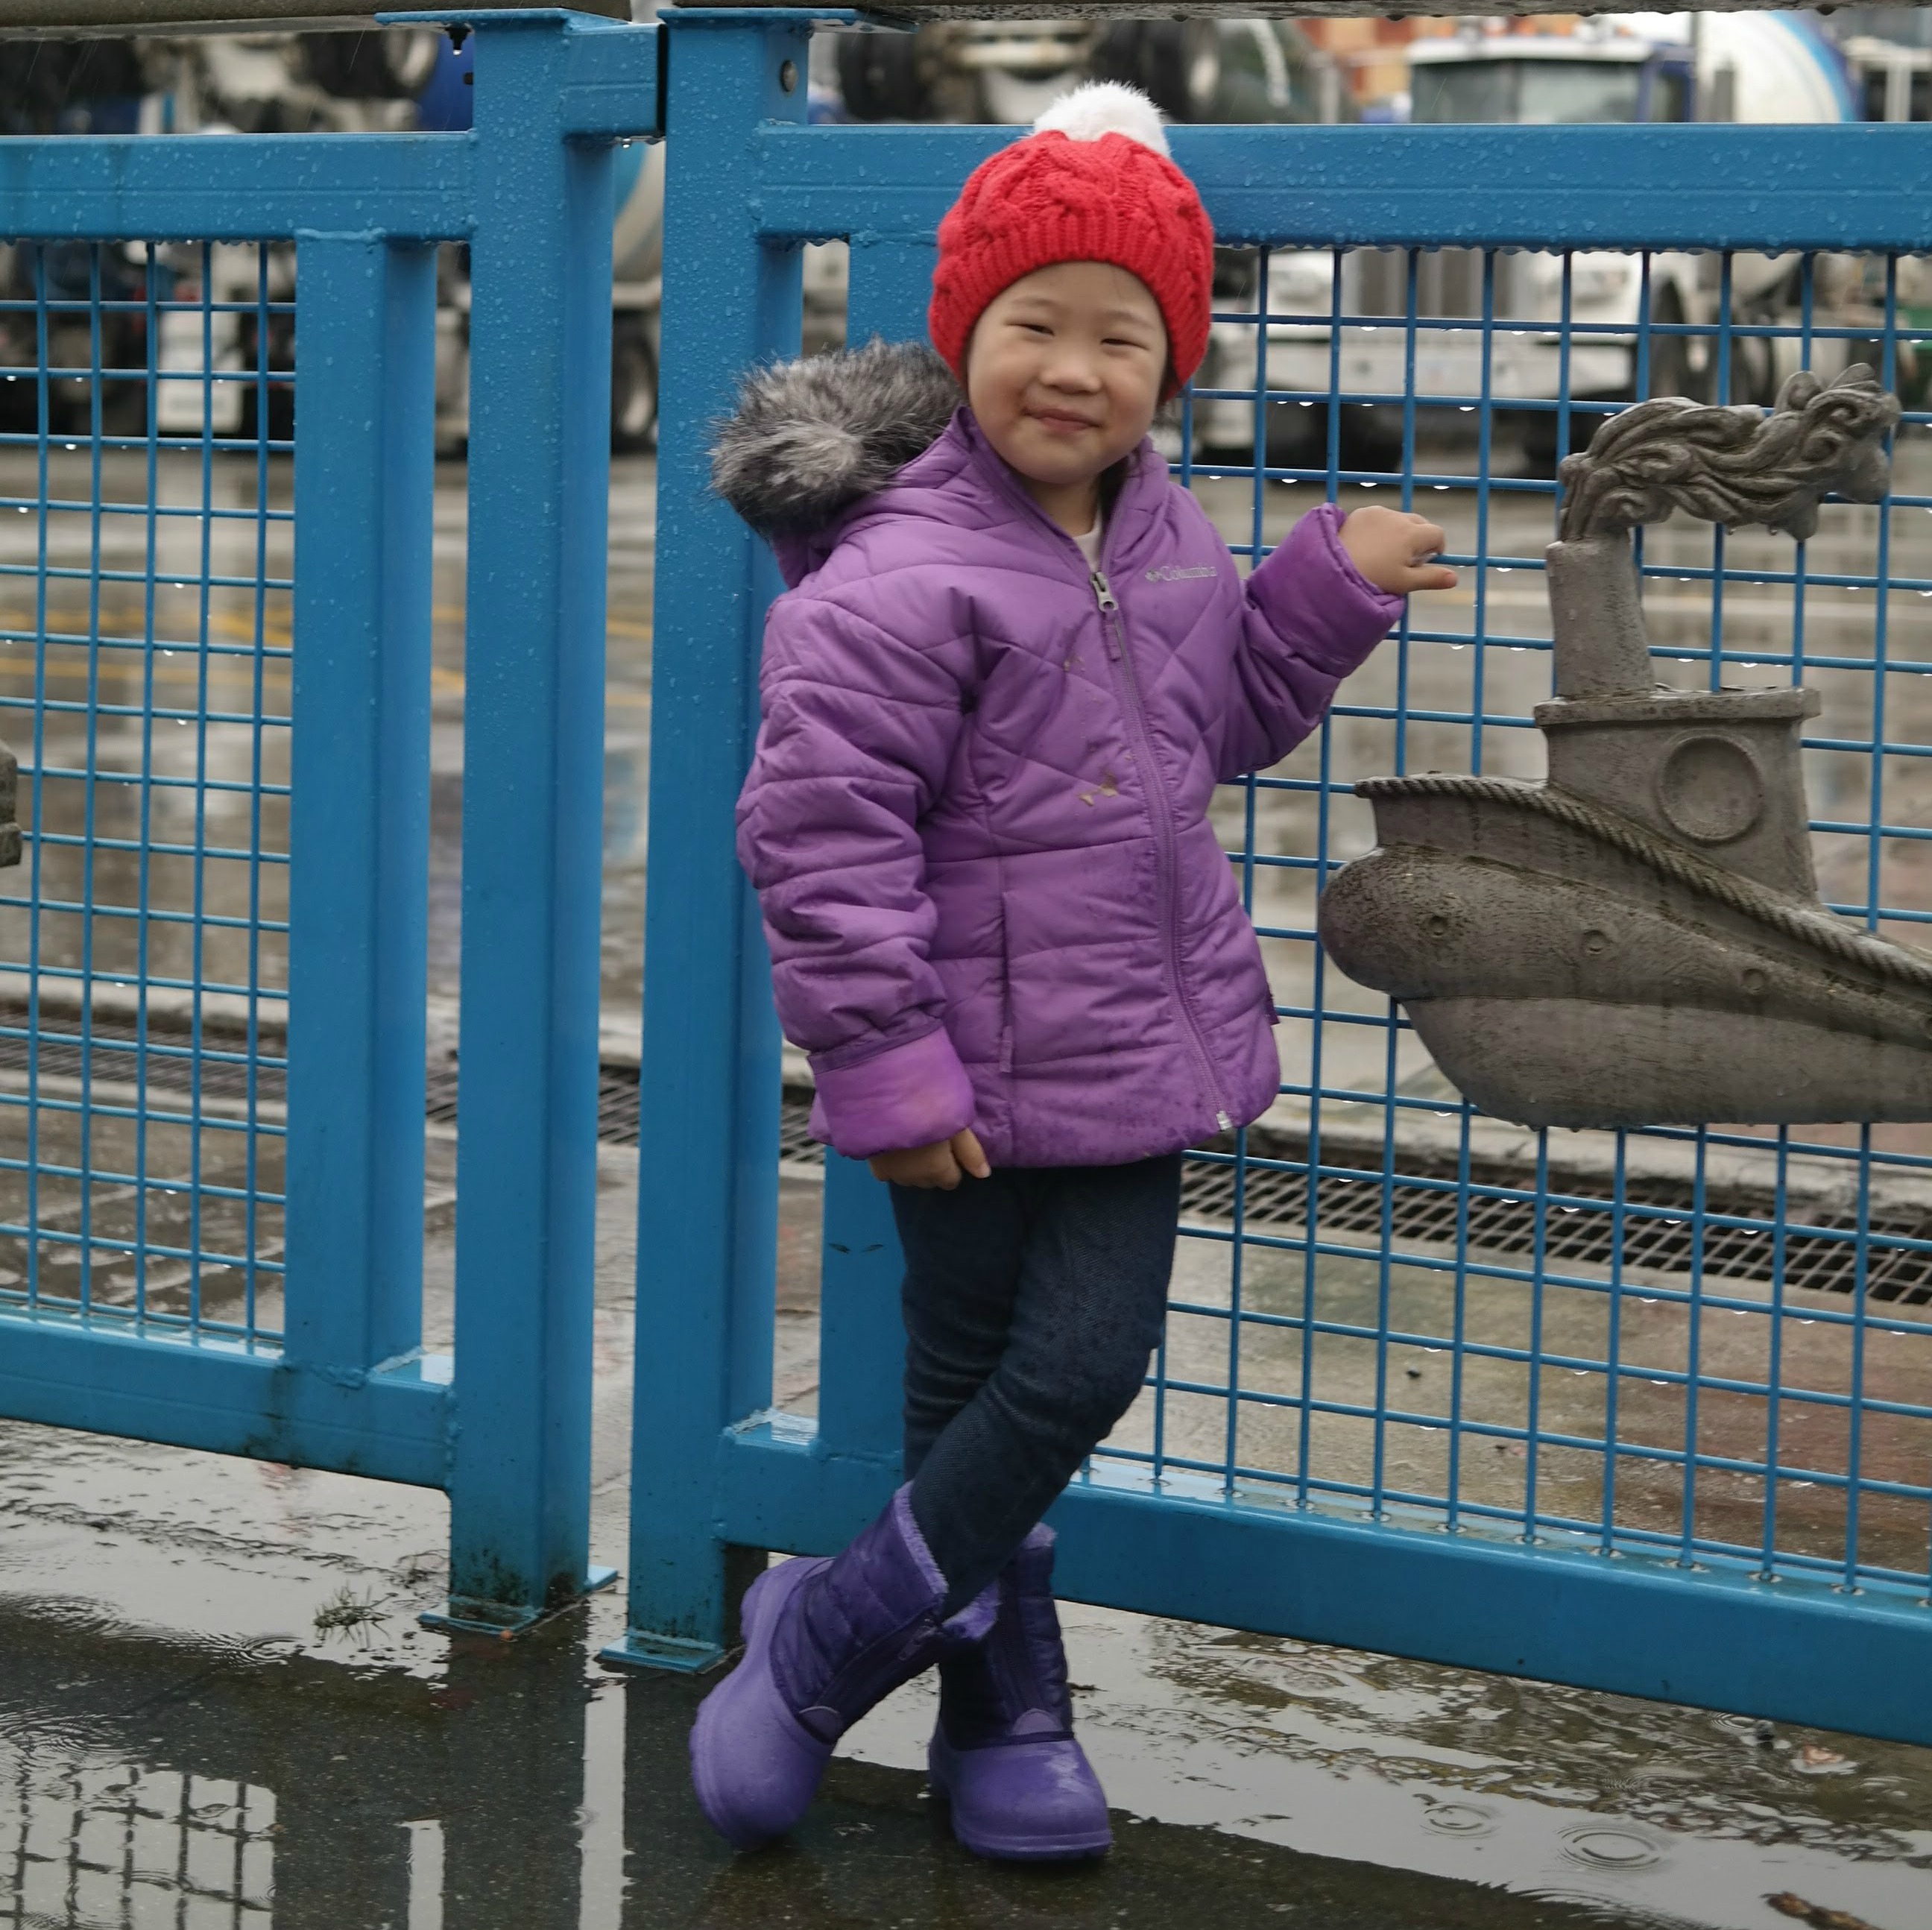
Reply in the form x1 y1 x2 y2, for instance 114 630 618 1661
965 262 1167 502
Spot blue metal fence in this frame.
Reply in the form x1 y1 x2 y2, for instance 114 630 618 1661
0 9 659 1626
616 8 1932 1744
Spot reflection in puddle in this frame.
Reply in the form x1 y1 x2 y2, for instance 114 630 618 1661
6 1761 276 1927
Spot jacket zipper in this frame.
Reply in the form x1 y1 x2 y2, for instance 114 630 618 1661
1091 567 1233 1134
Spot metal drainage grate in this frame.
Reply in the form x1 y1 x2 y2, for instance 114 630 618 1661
761 1096 1932 1305
0 1019 282 1105
424 1062 644 1146
1179 1151 1932 1308
7 1028 1920 1305
779 1097 822 1166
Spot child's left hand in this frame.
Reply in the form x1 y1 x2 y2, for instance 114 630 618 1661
1339 508 1457 595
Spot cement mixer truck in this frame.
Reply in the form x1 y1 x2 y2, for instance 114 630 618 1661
1207 10 1881 473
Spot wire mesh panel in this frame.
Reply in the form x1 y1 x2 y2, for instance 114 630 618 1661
616 12 1932 1724
3 13 658 1624
0 237 293 1351
1093 240 1932 1603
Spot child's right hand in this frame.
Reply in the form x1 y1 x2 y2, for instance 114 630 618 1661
869 1129 991 1190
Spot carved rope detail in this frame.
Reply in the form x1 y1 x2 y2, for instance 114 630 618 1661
1556 365 1900 543
1353 772 1932 994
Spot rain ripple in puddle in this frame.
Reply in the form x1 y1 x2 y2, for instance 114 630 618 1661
1559 1823 1667 1871
1423 1801 1498 1838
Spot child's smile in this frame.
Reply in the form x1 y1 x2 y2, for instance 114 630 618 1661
965 260 1168 537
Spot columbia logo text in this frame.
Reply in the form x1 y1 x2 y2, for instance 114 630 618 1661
1145 564 1217 582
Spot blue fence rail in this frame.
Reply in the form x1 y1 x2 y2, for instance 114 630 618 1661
616 8 1932 1746
0 8 659 1626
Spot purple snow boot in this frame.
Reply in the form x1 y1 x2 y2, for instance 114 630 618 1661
928 1524 1112 1861
689 1485 997 1850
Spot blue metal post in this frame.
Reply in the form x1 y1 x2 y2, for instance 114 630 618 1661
287 236 435 1378
438 10 622 1625
811 228 937 1474
606 8 813 1669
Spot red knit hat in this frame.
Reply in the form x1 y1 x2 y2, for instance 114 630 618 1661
929 83 1214 400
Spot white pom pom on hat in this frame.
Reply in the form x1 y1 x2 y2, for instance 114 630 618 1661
1031 81 1172 161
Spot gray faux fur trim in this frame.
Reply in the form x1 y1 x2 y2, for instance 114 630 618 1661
710 338 962 540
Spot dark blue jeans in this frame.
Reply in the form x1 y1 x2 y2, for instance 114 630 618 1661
891 1155 1182 1613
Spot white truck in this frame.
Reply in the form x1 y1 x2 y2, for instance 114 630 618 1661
1202 12 1874 472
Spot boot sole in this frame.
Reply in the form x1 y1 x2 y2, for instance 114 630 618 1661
689 1558 833 1849
929 1735 1114 1862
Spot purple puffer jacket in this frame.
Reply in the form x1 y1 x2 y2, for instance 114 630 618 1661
722 345 1400 1167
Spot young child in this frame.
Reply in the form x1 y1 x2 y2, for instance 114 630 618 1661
692 82 1453 1861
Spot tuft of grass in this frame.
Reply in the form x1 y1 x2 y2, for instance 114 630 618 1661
313 1585 388 1635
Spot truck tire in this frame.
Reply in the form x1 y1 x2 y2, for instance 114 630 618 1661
1091 21 1221 124
611 318 658 454
1261 394 1329 472
1520 403 1598 479
1646 284 1711 406
836 31 932 123
1257 396 1399 478
300 29 442 101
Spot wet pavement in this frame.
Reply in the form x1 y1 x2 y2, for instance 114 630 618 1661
0 1191 1928 1928
5 1139 1932 1929
5 441 1932 1926
3 1433 1931 1929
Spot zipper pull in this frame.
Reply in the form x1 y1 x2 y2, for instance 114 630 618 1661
1091 570 1120 657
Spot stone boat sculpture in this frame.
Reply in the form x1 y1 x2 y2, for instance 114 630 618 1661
1316 367 1928 1129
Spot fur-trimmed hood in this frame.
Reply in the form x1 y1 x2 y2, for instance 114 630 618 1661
710 338 962 545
